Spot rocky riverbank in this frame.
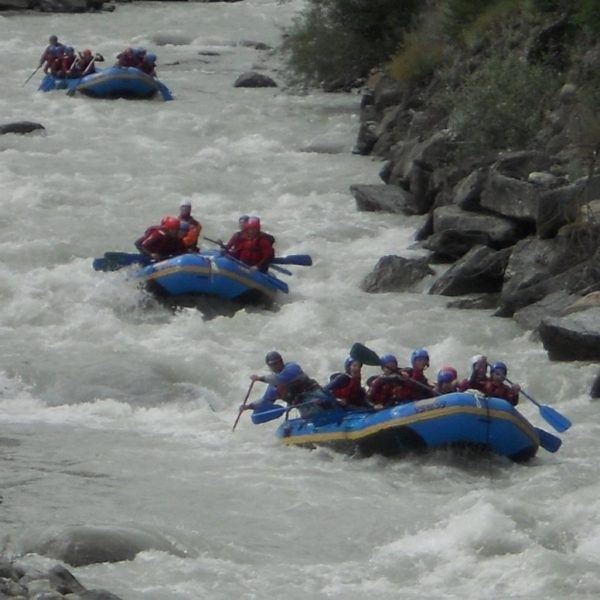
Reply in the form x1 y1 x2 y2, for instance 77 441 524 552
349 12 600 395
0 558 122 599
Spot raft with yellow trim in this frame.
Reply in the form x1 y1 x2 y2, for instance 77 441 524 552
134 250 288 304
275 391 540 462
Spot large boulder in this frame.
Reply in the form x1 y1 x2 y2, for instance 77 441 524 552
233 72 277 88
432 204 523 249
539 307 600 360
350 183 416 214
428 245 511 296
0 121 45 135
361 255 434 293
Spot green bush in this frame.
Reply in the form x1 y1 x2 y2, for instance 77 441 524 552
280 0 420 88
573 0 600 33
448 54 561 153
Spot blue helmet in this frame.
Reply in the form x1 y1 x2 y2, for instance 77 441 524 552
344 356 361 372
437 367 457 384
490 361 507 375
133 47 146 56
265 351 283 365
146 53 157 62
65 46 74 54
411 348 430 366
380 354 397 367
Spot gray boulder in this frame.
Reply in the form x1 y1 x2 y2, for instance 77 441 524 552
361 255 434 293
234 72 277 88
350 183 416 214
428 245 511 296
539 307 600 360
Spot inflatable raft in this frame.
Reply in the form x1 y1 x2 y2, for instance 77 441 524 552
272 391 561 462
39 66 173 100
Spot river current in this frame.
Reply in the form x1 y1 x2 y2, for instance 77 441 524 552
0 2 598 599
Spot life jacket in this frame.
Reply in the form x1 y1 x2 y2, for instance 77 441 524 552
181 216 201 249
483 381 519 406
333 375 367 407
277 373 320 405
402 368 435 400
231 233 274 267
139 227 186 258
368 374 406 407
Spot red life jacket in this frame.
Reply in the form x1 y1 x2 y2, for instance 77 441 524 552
334 375 367 407
231 233 274 267
482 381 519 406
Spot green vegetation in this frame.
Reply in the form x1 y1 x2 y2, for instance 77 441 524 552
280 0 420 88
448 54 561 153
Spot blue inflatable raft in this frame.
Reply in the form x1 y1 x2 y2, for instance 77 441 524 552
39 66 173 100
272 391 560 462
135 251 288 303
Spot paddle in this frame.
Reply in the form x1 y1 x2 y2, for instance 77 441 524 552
23 65 41 86
488 364 572 434
269 264 292 276
204 237 311 267
157 80 174 101
349 342 438 396
232 380 255 431
534 427 562 453
507 378 571 433
39 74 57 92
92 252 151 271
66 57 96 97
271 255 312 266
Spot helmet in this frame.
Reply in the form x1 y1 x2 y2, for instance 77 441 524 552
343 356 360 372
490 361 507 375
146 53 157 62
380 354 397 367
180 199 191 208
82 49 93 57
245 217 261 230
265 351 283 365
65 46 74 54
160 216 180 231
411 348 430 366
470 354 487 368
238 215 250 225
49 35 58 44
437 367 457 384
133 47 146 56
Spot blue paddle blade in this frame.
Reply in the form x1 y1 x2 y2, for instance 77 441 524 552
534 427 562 453
271 255 312 266
38 75 56 92
157 81 173 101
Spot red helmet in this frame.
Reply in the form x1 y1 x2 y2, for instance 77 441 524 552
160 216 180 231
82 49 92 57
245 217 261 230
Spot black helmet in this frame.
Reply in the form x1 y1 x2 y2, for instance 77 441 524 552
265 351 282 365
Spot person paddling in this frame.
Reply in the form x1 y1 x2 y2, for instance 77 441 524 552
178 199 202 252
39 35 65 71
323 356 369 409
482 361 520 406
134 216 187 261
241 351 321 414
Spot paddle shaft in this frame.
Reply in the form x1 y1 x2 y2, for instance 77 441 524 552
67 57 96 96
232 380 255 432
23 65 41 86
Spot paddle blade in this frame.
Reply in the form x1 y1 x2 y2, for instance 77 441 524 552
157 81 174 101
251 404 286 424
534 427 562 453
39 75 56 92
539 404 571 433
271 255 312 266
349 342 381 366
93 252 149 271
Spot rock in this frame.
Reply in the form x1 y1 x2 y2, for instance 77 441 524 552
24 525 187 567
590 372 600 398
361 255 434 293
480 170 539 223
233 72 277 88
350 183 416 214
539 307 600 360
432 204 523 249
513 290 578 332
454 168 489 211
422 229 492 261
428 245 511 296
0 121 45 135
